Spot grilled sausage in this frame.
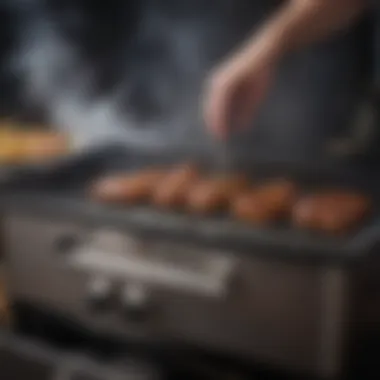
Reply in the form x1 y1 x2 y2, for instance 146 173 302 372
187 174 249 214
152 163 200 209
90 169 164 204
231 179 298 224
292 191 371 235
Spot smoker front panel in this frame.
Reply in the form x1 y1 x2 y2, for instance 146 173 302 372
3 213 350 378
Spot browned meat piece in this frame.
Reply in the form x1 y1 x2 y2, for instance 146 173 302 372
187 174 250 214
292 191 371 235
152 163 200 209
90 169 164 204
231 179 298 224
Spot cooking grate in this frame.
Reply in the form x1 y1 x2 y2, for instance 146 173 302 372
0 144 380 264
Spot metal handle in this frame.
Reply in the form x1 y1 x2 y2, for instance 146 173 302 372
69 248 237 299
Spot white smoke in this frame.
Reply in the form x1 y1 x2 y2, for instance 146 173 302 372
10 2 219 155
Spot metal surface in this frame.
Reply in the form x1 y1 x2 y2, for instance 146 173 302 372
0 331 162 380
317 269 349 379
0 143 117 187
70 242 236 298
4 213 354 378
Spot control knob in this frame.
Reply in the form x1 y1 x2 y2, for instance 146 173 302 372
54 234 79 255
86 277 113 312
121 283 150 322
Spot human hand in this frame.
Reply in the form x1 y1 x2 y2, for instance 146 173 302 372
204 50 276 139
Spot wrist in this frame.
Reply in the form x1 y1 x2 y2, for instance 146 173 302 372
239 3 301 69
240 35 283 72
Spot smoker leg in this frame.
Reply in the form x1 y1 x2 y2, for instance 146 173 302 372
317 268 349 380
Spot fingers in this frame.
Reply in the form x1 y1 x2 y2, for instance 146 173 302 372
204 72 235 139
204 64 273 139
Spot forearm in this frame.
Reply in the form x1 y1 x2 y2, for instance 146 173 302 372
241 0 368 65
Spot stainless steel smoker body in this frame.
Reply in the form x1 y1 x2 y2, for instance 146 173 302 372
1 147 380 380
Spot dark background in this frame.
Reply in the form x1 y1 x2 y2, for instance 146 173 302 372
0 0 373 162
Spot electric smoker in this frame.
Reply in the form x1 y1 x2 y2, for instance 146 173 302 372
2 144 380 380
